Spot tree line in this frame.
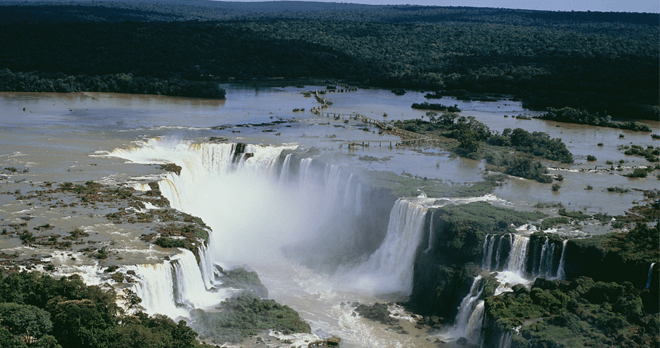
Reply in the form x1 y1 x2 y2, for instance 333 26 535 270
0 2 656 119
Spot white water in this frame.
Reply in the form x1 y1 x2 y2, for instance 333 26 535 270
453 275 484 342
505 235 529 275
111 138 438 347
423 212 434 253
279 153 292 185
339 199 428 296
132 261 189 319
556 239 568 280
645 263 655 289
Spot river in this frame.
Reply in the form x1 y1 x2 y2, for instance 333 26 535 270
0 85 657 347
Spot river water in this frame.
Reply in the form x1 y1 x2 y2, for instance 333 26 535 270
0 85 657 347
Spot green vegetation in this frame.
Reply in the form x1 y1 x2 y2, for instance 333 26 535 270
541 217 569 230
0 3 656 118
484 277 657 348
540 107 654 131
217 268 268 299
160 163 183 176
0 69 225 99
411 102 460 112
0 271 210 348
607 186 629 193
365 170 506 198
558 208 590 220
189 293 311 344
572 223 659 262
154 237 187 249
626 168 649 178
392 116 571 182
587 155 597 161
623 144 660 162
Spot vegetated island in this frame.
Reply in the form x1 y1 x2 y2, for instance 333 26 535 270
0 1 657 119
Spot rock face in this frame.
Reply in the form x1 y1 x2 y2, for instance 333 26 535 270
407 202 545 319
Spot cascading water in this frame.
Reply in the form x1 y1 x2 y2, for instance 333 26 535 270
505 234 529 274
111 138 447 347
423 212 434 253
355 183 363 215
340 199 428 296
279 153 292 185
453 275 485 342
556 239 568 280
537 237 556 279
298 157 313 188
645 263 655 289
131 262 189 319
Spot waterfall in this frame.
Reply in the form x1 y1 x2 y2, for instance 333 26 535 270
341 199 428 295
279 153 292 185
493 234 506 271
355 183 363 215
324 164 343 204
498 331 513 348
198 243 215 289
504 235 529 275
483 235 497 270
132 262 188 319
343 174 354 208
465 301 484 343
454 276 484 335
423 212 434 253
172 249 209 308
555 239 568 280
298 157 313 188
538 239 555 278
645 263 655 289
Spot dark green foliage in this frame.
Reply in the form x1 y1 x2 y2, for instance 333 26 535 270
429 202 545 265
504 157 553 183
624 144 659 163
0 4 656 119
0 69 225 99
571 223 659 262
411 102 461 112
551 183 561 191
508 128 573 163
154 237 187 249
627 168 649 178
558 208 590 220
587 155 597 161
0 303 53 338
0 271 207 348
484 277 655 347
541 107 654 131
541 217 569 230
189 293 311 344
217 268 268 299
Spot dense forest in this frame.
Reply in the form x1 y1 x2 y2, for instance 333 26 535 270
0 1 657 120
0 271 210 348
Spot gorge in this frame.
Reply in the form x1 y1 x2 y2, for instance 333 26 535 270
0 85 657 347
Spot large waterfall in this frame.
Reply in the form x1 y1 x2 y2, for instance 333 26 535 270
339 199 428 296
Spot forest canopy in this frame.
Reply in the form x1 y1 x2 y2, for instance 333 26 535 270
0 1 657 119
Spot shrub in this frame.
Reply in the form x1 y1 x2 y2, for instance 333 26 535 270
587 155 597 161
552 183 561 191
626 168 648 178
